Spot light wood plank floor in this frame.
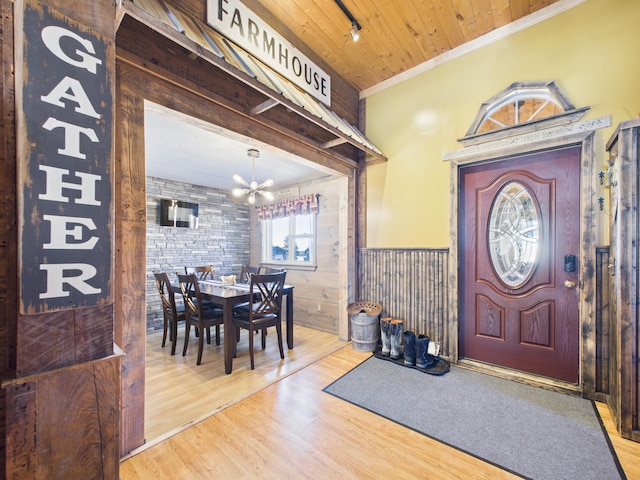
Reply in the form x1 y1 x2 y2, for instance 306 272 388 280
121 327 640 479
141 324 346 446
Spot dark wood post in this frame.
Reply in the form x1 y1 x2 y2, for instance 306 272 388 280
2 1 120 477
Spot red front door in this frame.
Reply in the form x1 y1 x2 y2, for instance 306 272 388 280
459 146 581 383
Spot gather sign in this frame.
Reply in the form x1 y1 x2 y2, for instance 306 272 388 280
18 3 112 314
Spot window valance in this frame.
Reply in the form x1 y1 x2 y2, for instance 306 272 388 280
257 194 319 220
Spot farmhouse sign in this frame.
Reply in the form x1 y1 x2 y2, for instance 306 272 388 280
207 0 331 106
18 3 112 314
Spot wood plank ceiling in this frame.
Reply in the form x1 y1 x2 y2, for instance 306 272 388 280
254 0 565 92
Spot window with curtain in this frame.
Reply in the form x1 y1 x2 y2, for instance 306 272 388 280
258 194 319 267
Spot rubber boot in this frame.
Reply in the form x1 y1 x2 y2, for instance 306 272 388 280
415 334 434 368
380 317 392 356
389 319 404 360
403 331 416 366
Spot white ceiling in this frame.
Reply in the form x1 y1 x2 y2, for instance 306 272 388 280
144 101 338 193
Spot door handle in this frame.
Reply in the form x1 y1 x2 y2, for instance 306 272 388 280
563 280 576 289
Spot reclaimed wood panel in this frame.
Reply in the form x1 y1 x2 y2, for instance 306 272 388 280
116 46 356 176
1 0 16 472
115 85 148 456
358 248 450 356
5 354 121 480
606 119 640 442
596 246 611 398
578 134 599 399
4 1 120 476
16 305 114 377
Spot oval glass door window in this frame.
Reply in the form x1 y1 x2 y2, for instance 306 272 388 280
488 181 541 288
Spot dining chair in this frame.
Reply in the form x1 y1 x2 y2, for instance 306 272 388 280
259 266 285 274
178 273 224 365
185 265 214 281
233 265 262 342
153 272 185 355
239 264 260 283
185 265 222 309
232 271 286 370
254 268 284 327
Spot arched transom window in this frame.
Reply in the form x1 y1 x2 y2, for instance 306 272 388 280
465 81 578 137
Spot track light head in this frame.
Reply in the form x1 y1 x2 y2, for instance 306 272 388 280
350 21 360 42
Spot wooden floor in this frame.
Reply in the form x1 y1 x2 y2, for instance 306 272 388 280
142 324 346 446
121 326 640 479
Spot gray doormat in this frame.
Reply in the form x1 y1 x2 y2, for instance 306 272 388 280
323 357 626 480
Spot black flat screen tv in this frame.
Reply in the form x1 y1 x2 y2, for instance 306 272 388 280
160 199 199 228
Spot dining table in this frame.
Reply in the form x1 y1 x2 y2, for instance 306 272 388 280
197 280 295 374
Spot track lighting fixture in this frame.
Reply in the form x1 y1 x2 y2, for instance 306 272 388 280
334 0 362 42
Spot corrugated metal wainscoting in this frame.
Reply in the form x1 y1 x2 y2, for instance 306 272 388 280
358 248 450 356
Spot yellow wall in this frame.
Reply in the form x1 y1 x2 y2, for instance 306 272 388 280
365 0 640 248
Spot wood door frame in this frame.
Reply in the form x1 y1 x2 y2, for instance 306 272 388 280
445 116 611 398
115 58 357 456
605 118 640 441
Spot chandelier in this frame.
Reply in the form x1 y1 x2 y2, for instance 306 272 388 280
232 148 274 204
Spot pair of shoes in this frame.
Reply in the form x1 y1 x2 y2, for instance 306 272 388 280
403 331 435 368
380 318 404 359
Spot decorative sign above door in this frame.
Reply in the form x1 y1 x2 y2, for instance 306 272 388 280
207 0 331 106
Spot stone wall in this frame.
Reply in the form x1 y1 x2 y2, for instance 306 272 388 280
146 176 251 331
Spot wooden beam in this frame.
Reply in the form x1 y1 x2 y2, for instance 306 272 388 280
119 1 387 162
250 98 279 115
116 50 359 174
321 137 348 149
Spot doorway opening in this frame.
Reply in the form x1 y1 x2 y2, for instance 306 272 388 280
140 101 350 447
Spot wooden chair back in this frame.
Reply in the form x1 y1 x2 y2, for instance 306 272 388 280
177 273 223 365
154 272 173 315
184 265 214 281
240 265 260 283
249 272 287 319
153 272 184 354
178 273 204 318
232 271 287 369
259 266 285 275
